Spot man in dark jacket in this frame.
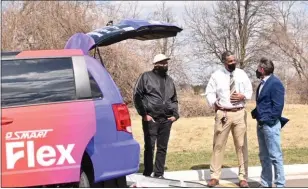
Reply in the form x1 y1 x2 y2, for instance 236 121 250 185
251 57 289 187
133 53 179 178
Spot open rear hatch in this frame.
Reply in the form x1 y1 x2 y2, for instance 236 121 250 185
86 19 183 49
64 19 183 54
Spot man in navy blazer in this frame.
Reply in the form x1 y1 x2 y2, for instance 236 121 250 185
251 57 289 188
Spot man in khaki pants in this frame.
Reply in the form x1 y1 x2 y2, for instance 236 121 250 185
205 51 253 188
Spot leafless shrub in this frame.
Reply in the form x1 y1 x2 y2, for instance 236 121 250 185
2 1 97 51
177 89 214 117
99 43 147 105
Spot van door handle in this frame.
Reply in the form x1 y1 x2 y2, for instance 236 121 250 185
1 117 14 125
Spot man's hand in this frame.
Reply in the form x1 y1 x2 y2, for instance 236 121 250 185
143 115 154 122
214 100 223 111
251 108 257 119
168 116 176 122
230 92 245 103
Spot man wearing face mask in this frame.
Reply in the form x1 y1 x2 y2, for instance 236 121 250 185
205 51 252 188
251 58 289 188
133 53 179 178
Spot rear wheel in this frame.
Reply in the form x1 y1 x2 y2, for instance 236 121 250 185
41 173 127 188
100 176 127 188
38 168 92 188
67 169 91 188
78 171 91 188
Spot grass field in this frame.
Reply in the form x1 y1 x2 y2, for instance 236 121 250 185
130 103 308 172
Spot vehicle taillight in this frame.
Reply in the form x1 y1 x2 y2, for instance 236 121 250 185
112 103 132 134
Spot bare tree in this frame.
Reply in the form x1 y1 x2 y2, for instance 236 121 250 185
147 1 176 56
120 1 143 19
260 1 308 81
2 1 98 51
1 1 143 51
145 1 188 84
93 1 142 28
258 1 308 103
184 0 270 70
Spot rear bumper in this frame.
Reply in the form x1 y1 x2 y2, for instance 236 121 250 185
89 139 140 183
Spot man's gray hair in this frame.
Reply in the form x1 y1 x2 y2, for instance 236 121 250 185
259 57 274 75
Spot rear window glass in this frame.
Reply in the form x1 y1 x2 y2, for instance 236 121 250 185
88 71 103 99
2 57 76 107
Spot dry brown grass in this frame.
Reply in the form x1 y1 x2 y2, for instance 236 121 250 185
130 102 308 154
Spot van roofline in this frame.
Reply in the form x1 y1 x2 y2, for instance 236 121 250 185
1 49 84 60
1 51 21 58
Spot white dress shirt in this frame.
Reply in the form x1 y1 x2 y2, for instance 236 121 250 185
205 67 253 109
258 75 271 95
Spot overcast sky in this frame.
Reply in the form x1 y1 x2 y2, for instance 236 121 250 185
138 1 214 24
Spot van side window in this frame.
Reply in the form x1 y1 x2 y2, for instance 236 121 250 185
2 58 76 107
88 71 103 99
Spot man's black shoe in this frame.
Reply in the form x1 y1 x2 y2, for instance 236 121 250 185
153 175 165 179
143 173 152 177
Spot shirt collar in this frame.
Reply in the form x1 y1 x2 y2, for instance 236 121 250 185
262 74 271 83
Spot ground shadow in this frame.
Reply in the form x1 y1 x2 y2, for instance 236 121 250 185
247 181 261 187
190 164 231 170
138 163 168 173
190 164 236 181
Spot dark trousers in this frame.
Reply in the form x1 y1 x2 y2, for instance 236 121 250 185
142 119 172 177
